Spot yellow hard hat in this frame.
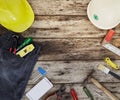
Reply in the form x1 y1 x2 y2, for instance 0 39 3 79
0 0 34 32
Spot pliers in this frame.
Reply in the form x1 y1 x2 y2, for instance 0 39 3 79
44 84 66 100
45 84 78 100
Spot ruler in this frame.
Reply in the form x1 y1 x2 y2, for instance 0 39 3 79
103 43 120 56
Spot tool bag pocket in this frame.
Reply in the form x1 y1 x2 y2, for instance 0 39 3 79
0 31 41 100
0 48 24 66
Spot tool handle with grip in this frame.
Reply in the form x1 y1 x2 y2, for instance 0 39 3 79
91 78 119 100
16 37 32 51
109 71 120 80
70 89 78 100
83 87 94 100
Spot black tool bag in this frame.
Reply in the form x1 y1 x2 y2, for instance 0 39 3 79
0 32 41 100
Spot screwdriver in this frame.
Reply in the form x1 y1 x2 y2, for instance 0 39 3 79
82 70 94 100
70 88 78 100
83 87 94 100
16 37 32 51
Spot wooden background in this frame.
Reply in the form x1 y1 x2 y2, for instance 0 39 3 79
1 0 120 100
21 0 120 100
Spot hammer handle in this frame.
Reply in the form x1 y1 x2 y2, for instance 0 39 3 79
91 78 119 100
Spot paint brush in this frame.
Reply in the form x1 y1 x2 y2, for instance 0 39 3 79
98 64 120 80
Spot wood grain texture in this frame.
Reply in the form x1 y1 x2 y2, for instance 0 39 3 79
22 0 120 99
23 16 120 38
34 38 120 60
28 0 89 15
28 61 120 84
1 16 120 39
23 61 120 99
0 0 120 99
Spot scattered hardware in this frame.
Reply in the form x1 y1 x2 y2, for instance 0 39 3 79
91 78 119 100
104 57 119 70
98 64 120 80
26 77 53 100
16 44 35 57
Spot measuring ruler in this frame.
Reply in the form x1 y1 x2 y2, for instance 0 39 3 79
103 43 120 56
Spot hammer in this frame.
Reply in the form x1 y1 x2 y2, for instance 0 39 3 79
83 69 119 100
91 78 119 100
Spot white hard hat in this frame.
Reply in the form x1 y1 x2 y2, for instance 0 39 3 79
87 0 120 30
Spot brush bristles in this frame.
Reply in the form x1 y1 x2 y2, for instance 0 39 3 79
98 64 110 74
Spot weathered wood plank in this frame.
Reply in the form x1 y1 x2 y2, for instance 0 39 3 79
28 61 120 84
28 0 90 15
22 16 120 38
0 32 120 60
22 83 120 100
1 16 120 39
33 38 120 60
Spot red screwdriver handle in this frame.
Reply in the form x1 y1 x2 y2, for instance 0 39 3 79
70 89 78 100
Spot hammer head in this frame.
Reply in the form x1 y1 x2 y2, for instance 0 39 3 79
82 69 95 86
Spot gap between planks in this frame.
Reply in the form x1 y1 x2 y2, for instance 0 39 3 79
28 61 120 84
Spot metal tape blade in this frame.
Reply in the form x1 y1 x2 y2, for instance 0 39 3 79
103 43 120 56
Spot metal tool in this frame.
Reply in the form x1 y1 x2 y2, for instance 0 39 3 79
103 43 120 57
44 84 66 100
104 57 119 70
45 85 78 100
91 78 119 100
